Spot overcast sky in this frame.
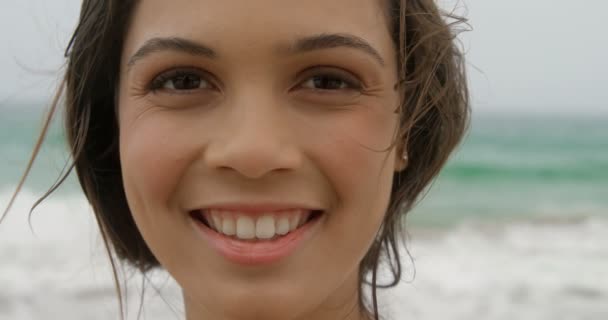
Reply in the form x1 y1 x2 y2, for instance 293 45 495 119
0 0 606 114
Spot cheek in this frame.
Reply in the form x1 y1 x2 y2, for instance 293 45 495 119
313 110 397 236
325 140 395 221
314 109 398 208
308 129 396 282
119 110 196 213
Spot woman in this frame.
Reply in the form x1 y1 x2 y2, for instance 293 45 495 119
3 0 469 319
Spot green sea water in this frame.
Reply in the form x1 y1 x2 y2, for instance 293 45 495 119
410 112 608 226
1 102 607 227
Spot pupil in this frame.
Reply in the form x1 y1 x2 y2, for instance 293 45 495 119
174 75 201 90
313 76 343 90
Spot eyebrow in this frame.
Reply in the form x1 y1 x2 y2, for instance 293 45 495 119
288 33 385 66
127 33 385 68
127 37 217 67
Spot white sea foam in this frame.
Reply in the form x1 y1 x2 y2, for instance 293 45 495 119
377 220 608 320
1 189 607 319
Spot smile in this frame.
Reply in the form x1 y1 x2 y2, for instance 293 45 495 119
189 208 325 265
191 209 323 241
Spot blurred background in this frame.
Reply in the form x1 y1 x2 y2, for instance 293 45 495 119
1 0 607 319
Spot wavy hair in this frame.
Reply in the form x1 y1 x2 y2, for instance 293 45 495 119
2 0 470 319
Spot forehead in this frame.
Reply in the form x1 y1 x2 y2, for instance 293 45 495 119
123 0 393 61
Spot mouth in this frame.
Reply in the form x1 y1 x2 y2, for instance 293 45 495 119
189 208 325 265
189 209 324 242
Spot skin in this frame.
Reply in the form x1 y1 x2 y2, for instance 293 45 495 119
117 0 406 319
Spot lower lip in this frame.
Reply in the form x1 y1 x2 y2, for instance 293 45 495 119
191 212 322 266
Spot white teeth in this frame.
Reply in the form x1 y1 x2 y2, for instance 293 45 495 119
276 216 290 235
289 215 299 231
211 214 222 231
236 216 256 240
203 210 314 240
256 215 276 239
222 218 236 236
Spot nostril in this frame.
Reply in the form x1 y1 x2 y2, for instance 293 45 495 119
204 137 302 180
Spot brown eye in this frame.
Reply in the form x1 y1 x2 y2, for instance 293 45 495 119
150 68 213 92
165 74 202 90
303 75 350 90
299 67 362 92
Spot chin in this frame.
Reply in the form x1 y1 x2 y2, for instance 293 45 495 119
185 277 324 320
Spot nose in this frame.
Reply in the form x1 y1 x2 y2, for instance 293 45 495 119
204 98 302 179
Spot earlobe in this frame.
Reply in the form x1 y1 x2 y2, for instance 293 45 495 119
394 150 408 172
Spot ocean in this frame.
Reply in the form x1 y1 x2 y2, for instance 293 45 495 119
1 102 607 319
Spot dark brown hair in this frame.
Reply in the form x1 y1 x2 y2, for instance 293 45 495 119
2 0 469 319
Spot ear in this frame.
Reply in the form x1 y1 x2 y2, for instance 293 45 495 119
394 148 408 172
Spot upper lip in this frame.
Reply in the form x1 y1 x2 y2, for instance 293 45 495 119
190 202 325 214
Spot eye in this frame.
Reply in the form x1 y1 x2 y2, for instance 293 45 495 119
150 68 214 92
299 68 362 91
302 75 347 90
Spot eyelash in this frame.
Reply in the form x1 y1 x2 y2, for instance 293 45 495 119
149 68 212 92
148 66 362 93
300 65 363 91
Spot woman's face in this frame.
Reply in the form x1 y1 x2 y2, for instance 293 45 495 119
118 0 404 319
